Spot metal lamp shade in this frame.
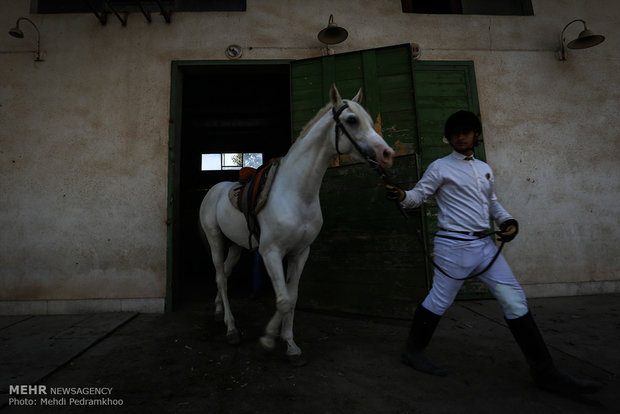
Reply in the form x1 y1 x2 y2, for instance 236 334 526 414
317 15 348 45
8 27 24 38
567 29 606 49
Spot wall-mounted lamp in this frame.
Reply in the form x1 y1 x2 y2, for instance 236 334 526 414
8 17 43 62
557 19 605 61
318 15 348 55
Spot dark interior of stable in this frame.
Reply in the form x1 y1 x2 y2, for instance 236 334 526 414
177 64 292 305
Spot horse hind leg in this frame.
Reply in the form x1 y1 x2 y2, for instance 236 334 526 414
207 234 226 319
223 245 243 344
210 237 243 345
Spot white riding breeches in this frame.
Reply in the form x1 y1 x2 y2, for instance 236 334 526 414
421 232 528 320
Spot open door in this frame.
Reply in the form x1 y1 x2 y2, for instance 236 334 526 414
291 44 488 318
166 47 487 314
167 62 291 311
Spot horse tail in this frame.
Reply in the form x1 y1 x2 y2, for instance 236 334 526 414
197 215 210 250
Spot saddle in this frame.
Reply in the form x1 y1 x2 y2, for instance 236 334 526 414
228 158 280 249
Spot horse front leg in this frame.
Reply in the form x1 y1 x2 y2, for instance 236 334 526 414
280 247 310 366
258 248 291 352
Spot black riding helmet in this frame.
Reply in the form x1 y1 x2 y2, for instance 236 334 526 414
444 110 482 144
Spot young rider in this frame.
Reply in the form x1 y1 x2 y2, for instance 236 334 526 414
385 110 602 394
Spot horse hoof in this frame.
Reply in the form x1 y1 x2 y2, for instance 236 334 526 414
287 353 308 367
226 330 241 346
214 312 224 322
259 336 276 351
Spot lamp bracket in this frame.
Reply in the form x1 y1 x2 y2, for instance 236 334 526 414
558 19 586 60
9 17 44 61
557 19 605 61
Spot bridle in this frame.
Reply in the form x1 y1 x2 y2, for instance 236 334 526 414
332 102 377 166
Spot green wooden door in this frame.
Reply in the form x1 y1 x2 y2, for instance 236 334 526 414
412 61 491 299
291 45 488 317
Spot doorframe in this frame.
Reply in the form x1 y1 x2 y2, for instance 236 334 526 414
166 59 291 312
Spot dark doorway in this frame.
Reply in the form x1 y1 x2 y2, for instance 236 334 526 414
175 63 291 307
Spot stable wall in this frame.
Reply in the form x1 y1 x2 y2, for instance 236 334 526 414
0 0 618 314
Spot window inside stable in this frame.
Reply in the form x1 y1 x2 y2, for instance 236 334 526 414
201 153 263 171
401 0 533 15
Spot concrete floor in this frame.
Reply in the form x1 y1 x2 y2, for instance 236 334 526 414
1 294 618 413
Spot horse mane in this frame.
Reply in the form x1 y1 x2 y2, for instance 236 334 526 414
291 99 369 154
296 102 333 141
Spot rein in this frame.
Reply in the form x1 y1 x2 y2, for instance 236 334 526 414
369 159 505 281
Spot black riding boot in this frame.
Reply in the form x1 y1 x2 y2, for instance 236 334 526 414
401 305 447 376
506 311 602 394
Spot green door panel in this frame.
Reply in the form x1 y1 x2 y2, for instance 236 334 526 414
291 48 490 317
412 61 492 300
292 45 427 318
291 45 419 158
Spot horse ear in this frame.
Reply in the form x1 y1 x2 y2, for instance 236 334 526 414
330 84 342 106
352 88 363 104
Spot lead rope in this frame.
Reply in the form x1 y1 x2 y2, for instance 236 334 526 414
368 159 504 281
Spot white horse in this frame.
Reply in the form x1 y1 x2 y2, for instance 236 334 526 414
199 85 394 365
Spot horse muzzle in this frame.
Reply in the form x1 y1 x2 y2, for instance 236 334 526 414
375 144 394 169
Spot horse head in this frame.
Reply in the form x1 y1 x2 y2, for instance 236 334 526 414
330 84 394 169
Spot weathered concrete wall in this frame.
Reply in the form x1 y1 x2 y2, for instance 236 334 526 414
0 0 618 313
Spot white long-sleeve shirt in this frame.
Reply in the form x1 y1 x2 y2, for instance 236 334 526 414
401 151 512 232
